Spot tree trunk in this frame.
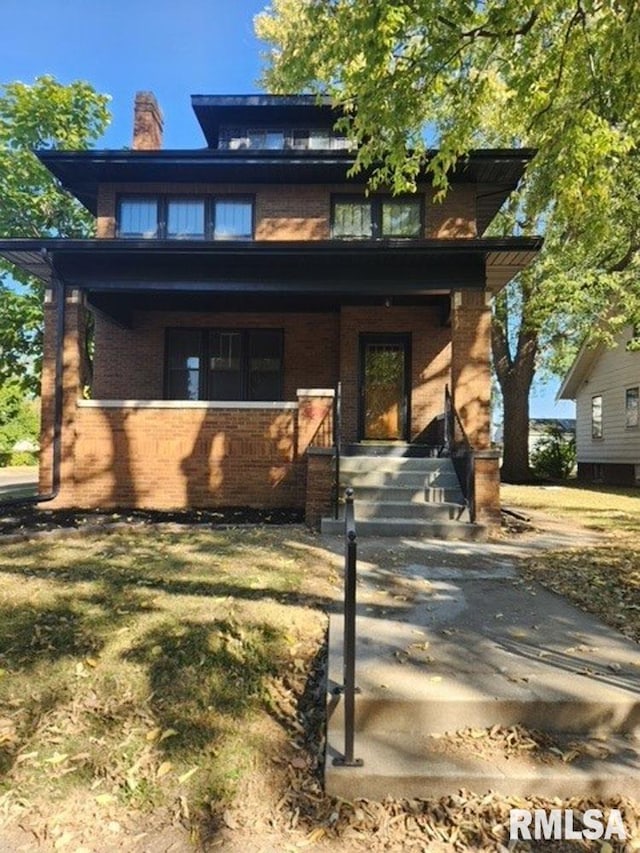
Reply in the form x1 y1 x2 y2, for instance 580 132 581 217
500 368 535 482
491 285 539 483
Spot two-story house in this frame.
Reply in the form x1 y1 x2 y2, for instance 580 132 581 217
0 93 540 535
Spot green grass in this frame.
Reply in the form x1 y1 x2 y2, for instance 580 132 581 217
0 527 332 842
501 481 640 535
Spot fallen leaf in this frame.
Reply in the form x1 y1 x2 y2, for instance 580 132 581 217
178 767 199 784
156 761 172 779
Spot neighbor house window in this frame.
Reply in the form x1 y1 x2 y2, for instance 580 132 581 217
332 196 422 239
591 394 603 439
118 195 254 240
626 387 639 428
166 328 283 401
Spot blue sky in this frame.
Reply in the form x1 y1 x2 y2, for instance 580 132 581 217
2 0 574 420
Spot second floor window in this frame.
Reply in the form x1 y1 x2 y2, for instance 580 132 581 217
118 196 254 240
332 196 423 239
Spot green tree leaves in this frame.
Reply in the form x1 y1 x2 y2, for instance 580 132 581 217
0 76 111 394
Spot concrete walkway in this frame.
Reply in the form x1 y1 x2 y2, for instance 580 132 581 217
0 466 38 499
323 528 640 800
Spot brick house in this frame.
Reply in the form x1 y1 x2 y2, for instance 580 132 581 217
0 93 540 534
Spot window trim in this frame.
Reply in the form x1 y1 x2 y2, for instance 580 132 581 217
591 394 603 440
116 193 255 241
164 327 284 402
625 386 639 429
330 194 425 239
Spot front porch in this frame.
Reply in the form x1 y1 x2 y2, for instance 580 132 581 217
36 282 501 531
0 237 542 531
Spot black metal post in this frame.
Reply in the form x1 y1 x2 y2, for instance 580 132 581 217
333 487 363 767
334 381 342 520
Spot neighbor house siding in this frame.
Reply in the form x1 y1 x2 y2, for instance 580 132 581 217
574 327 640 465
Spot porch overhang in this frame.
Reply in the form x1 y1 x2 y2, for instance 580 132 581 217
0 236 541 323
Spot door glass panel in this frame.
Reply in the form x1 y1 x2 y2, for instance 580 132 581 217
363 342 406 439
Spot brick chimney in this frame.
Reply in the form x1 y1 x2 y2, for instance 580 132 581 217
132 91 163 150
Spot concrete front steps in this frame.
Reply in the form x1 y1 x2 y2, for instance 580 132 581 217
321 447 485 541
325 562 640 800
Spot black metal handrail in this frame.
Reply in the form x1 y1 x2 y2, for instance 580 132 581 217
444 385 476 523
333 381 342 520
332 487 362 768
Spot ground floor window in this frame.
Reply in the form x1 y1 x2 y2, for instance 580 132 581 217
625 386 639 428
591 394 603 439
165 328 283 401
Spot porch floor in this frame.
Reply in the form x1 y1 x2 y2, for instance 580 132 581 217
324 532 640 800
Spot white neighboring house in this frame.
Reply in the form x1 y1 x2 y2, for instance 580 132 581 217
558 325 640 486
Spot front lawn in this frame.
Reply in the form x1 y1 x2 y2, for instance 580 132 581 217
0 527 337 849
501 482 640 535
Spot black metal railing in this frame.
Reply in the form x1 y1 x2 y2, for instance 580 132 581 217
444 385 476 523
332 487 363 768
333 381 342 520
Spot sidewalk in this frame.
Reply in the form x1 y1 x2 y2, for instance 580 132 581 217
322 525 640 799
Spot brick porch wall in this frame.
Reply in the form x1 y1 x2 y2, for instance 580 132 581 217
71 403 303 509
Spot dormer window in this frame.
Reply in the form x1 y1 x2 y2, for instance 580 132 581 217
221 126 351 151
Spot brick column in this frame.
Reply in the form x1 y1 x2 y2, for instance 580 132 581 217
450 289 492 450
305 448 335 528
474 450 501 525
297 389 336 527
39 287 88 507
38 286 57 496
296 389 335 455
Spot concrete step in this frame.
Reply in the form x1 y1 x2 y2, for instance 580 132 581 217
351 500 467 522
336 484 464 504
339 470 460 489
340 456 451 474
344 443 440 458
326 728 640 800
320 517 485 540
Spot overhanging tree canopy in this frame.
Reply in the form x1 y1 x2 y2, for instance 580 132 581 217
256 0 640 479
0 76 111 394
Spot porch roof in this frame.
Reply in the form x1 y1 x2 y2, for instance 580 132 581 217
0 236 541 295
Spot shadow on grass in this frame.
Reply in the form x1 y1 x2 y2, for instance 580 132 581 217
124 618 288 801
0 601 107 671
0 546 335 612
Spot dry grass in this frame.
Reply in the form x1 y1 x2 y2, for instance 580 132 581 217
0 526 337 850
501 482 640 535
